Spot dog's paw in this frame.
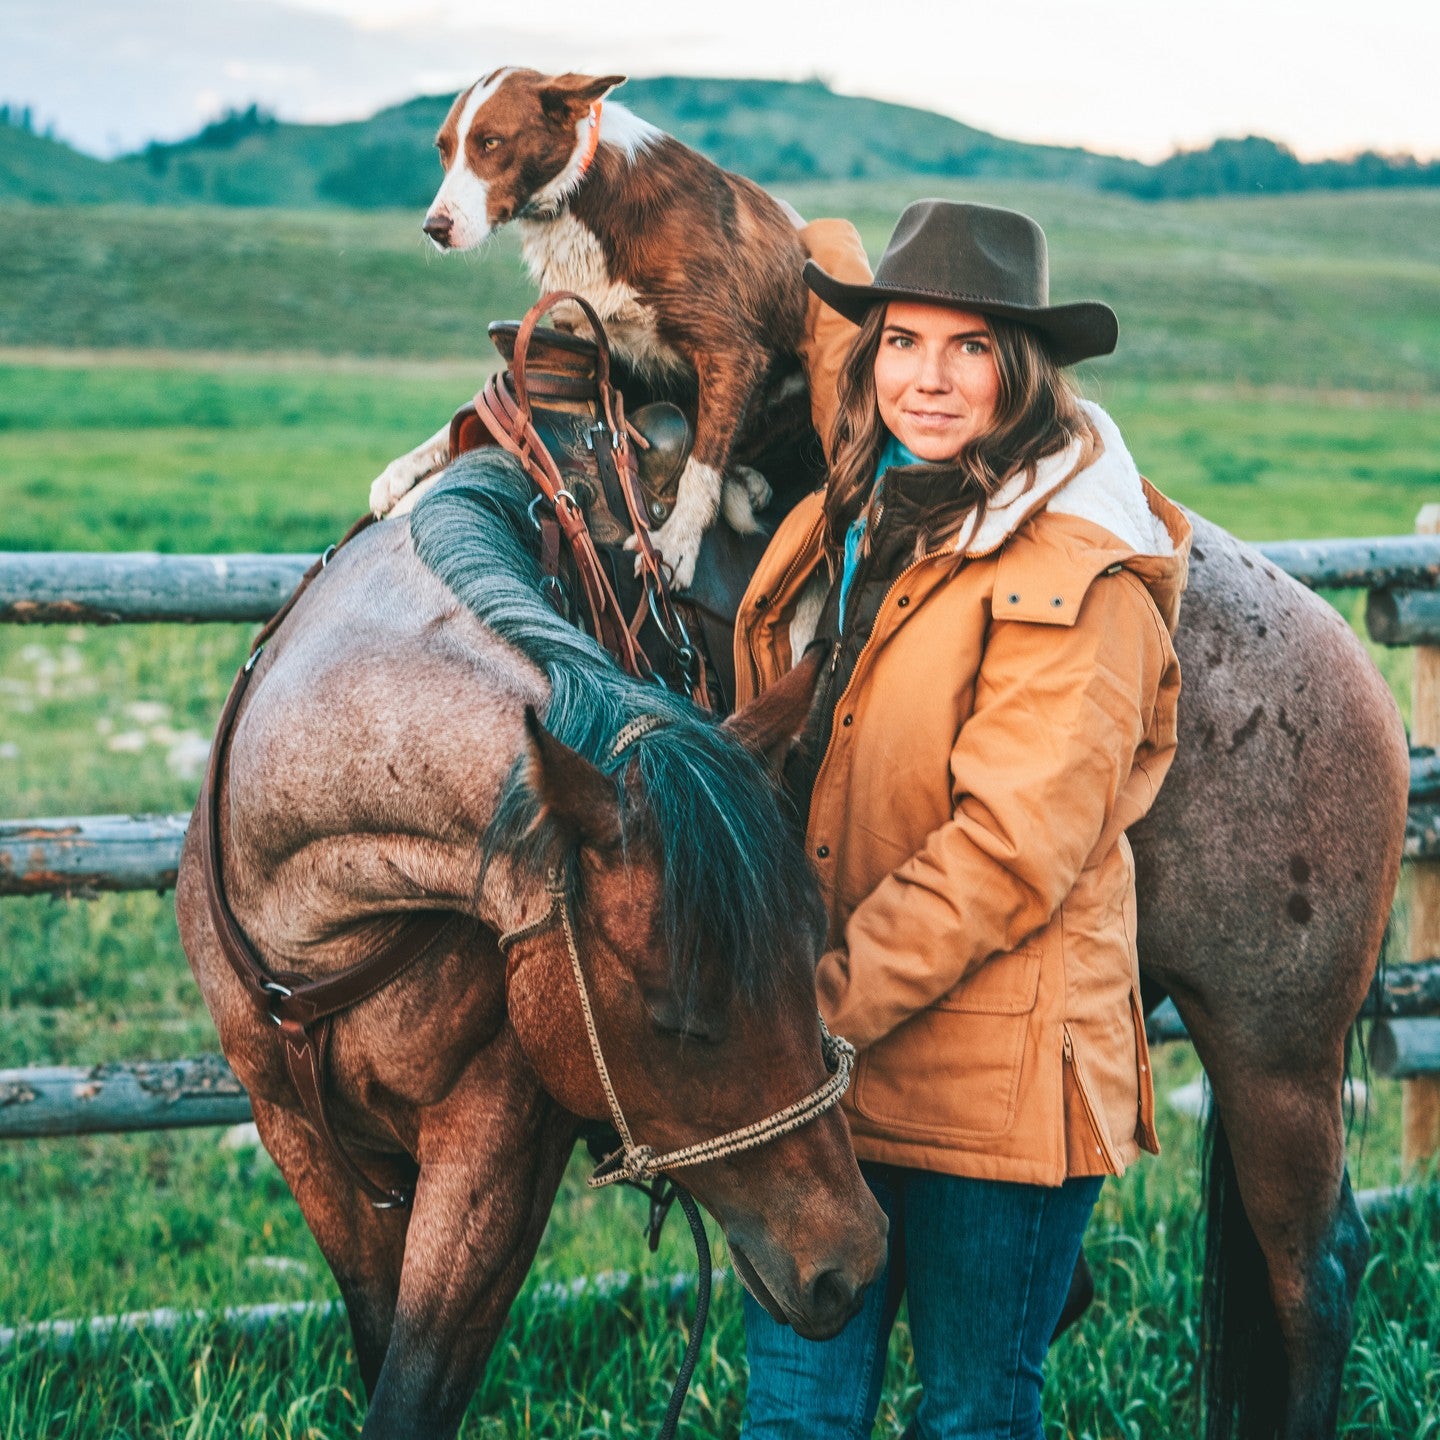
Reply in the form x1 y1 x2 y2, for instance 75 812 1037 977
720 466 772 536
625 515 702 591
370 443 448 518
370 458 420 518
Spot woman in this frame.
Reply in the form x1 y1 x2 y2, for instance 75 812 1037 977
733 201 1192 1438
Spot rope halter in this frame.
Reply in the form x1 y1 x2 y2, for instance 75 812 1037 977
497 887 855 1189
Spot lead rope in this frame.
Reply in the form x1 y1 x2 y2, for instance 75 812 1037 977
506 888 854 1186
660 1188 711 1440
502 886 851 1440
498 891 854 1439
496 717 856 1440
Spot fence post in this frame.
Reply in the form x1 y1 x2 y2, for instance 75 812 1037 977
1405 504 1440 1171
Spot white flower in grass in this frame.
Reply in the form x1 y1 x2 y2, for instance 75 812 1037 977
124 700 171 725
166 732 211 780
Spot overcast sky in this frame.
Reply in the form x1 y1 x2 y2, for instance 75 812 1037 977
4 0 1437 161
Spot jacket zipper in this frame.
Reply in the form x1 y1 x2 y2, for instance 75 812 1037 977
1063 1025 1121 1172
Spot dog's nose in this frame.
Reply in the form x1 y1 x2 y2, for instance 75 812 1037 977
423 213 453 247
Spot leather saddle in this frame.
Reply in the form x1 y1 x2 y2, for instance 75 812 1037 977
445 302 801 711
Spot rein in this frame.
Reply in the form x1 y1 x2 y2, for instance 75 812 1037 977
463 288 712 708
493 709 854 1440
497 884 852 1440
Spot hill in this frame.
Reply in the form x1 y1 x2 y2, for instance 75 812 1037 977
0 121 161 205
1 183 1435 396
2 78 1436 209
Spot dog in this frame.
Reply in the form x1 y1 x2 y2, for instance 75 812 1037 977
368 67 811 589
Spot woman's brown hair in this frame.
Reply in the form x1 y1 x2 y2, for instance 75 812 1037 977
823 305 1100 559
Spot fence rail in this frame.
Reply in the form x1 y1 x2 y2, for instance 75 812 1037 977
4 534 1440 1158
5 536 1440 629
0 551 312 625
0 1057 250 1138
0 814 189 895
16 803 1440 898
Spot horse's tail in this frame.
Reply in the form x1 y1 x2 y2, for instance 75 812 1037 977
1201 1106 1287 1440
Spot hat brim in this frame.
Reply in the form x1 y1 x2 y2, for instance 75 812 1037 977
802 259 1118 368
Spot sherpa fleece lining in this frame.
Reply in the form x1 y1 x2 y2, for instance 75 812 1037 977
954 401 1174 559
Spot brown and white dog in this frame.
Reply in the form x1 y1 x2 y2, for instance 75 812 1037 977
368 67 810 589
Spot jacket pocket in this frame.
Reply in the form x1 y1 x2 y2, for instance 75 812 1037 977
851 991 1033 1141
932 942 1044 1015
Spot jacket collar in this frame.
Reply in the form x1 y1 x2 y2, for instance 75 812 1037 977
950 401 1176 559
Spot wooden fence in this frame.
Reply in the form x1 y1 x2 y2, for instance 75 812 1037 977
4 534 1440 1163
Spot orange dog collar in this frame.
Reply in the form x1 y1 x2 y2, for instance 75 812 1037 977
576 101 602 180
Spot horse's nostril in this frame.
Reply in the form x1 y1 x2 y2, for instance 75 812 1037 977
808 1266 859 1319
423 214 453 245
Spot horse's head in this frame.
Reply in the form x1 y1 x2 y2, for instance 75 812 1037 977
493 659 886 1340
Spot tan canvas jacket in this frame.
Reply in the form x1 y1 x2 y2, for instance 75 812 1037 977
730 220 1193 1184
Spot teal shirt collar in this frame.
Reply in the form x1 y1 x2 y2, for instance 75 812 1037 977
839 433 926 630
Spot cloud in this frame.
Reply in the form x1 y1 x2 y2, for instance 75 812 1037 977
3 0 1438 160
0 0 586 154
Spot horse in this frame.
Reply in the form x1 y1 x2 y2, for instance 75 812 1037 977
1125 509 1407 1440
178 428 1408 1439
174 451 889 1440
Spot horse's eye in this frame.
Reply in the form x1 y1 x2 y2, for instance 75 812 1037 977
657 1022 716 1045
482 136 503 152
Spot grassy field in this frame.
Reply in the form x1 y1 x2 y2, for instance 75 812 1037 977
1 185 1438 1436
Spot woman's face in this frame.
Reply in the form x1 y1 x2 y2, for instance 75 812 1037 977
873 302 1001 463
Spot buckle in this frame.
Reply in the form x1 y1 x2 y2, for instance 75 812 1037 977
262 979 293 1027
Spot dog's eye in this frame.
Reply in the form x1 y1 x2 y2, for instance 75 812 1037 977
481 136 503 152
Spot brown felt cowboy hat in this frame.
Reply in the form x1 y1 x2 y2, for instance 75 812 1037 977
803 199 1118 366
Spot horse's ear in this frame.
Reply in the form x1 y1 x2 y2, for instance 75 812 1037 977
522 707 623 849
723 646 825 769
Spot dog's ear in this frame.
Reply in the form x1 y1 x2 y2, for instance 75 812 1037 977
538 73 626 126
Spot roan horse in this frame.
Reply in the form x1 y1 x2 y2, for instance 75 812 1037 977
1127 507 1407 1440
175 452 888 1439
178 435 1408 1439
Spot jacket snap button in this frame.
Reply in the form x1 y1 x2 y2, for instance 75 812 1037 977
897 596 910 608
754 594 770 611
816 844 830 859
1007 594 1020 604
1051 596 1064 607
842 714 853 726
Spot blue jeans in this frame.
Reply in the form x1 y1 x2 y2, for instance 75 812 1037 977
741 1164 1102 1440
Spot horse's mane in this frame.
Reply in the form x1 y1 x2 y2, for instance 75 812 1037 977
409 450 823 1007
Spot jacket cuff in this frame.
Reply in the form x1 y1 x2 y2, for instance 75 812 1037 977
816 946 881 1051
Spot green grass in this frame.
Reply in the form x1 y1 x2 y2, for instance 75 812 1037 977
1 358 1434 1434
2 187 1438 392
2 181 1438 1433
